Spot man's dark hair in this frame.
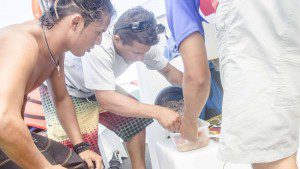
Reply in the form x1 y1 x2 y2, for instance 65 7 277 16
113 6 159 46
40 0 115 29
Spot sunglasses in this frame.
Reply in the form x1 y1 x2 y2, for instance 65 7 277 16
114 20 153 32
115 20 166 34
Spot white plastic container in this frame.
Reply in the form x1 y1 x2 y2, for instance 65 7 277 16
170 119 210 152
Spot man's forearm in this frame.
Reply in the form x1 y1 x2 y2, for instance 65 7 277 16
183 75 210 120
0 115 51 169
54 96 83 145
166 69 183 86
159 63 183 86
179 32 211 121
97 91 159 119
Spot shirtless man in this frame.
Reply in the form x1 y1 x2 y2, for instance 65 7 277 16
0 0 114 168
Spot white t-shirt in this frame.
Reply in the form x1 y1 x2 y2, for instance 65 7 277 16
64 38 168 98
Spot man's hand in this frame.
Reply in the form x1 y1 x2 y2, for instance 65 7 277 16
156 106 181 132
79 150 103 169
180 116 198 142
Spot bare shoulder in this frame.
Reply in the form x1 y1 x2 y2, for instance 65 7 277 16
0 26 40 67
0 24 41 105
0 26 39 51
0 25 41 81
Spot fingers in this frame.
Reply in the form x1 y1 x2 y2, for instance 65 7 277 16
175 114 182 132
168 123 178 133
168 126 174 132
170 114 181 132
174 120 181 132
79 150 103 169
100 163 105 169
91 155 102 169
84 158 94 169
159 108 182 132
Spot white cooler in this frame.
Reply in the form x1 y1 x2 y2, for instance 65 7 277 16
155 138 252 169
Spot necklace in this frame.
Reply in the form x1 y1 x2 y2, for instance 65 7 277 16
41 25 60 76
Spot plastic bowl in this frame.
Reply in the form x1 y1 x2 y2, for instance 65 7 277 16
170 119 210 152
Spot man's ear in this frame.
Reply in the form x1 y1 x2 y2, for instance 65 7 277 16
113 35 121 42
70 14 84 31
113 35 125 46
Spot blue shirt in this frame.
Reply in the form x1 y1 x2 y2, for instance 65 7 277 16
165 0 217 49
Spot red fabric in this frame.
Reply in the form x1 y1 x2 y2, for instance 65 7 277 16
24 89 46 130
200 0 219 16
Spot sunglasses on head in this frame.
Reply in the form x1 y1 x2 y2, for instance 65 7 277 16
115 20 166 34
115 20 154 33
